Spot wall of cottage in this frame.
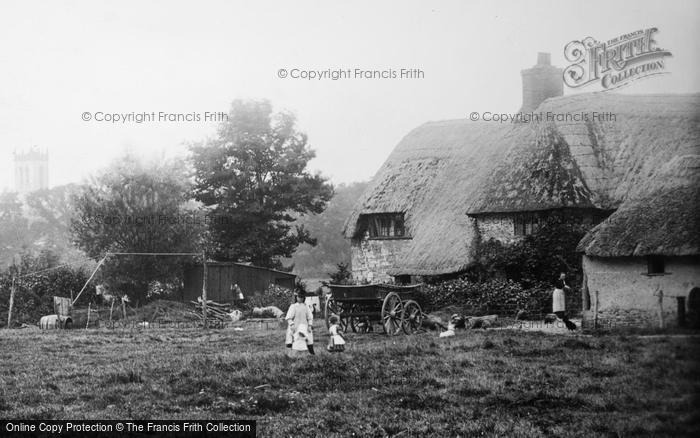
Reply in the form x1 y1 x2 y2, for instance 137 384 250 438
475 214 518 244
581 255 700 329
475 209 610 244
350 234 412 283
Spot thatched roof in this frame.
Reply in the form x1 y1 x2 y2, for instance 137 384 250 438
577 184 700 257
469 93 700 213
346 93 700 275
343 120 523 275
577 154 700 257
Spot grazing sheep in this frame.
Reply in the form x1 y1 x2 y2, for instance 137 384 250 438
422 314 448 331
252 306 284 319
228 309 243 322
439 322 456 338
449 314 466 329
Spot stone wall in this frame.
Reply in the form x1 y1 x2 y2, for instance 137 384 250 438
350 235 412 283
581 255 700 328
475 214 518 244
475 209 609 244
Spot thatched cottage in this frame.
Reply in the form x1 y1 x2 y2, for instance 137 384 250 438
577 181 700 328
344 53 700 327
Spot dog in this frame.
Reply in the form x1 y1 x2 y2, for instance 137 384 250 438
449 314 466 329
564 320 577 331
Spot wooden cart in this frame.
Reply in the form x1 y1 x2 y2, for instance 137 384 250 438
325 283 424 335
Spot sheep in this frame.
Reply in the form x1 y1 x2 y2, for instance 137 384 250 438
252 306 284 319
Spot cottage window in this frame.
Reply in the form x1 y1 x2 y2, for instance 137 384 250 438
514 214 540 236
364 213 407 239
395 275 411 285
647 256 665 275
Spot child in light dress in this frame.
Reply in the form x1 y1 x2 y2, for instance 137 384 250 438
326 315 346 352
286 290 315 355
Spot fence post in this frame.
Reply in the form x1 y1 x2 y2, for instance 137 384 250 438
657 289 665 329
593 290 599 330
202 251 208 329
7 275 16 329
86 302 91 329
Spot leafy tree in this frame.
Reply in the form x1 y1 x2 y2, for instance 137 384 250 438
0 192 31 267
291 182 369 278
190 99 333 268
0 185 93 270
70 155 203 303
328 262 353 285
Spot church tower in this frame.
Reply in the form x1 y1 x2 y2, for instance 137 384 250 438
14 147 49 193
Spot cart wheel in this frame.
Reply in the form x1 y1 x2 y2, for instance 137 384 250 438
325 297 349 333
381 292 403 336
346 304 360 333
402 300 423 334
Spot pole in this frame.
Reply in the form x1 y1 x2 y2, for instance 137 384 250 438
72 255 109 306
202 252 208 329
85 302 91 329
593 290 599 330
7 275 16 329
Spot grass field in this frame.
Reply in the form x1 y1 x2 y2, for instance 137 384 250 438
1 322 699 437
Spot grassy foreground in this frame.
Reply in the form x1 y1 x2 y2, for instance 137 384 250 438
1 323 699 437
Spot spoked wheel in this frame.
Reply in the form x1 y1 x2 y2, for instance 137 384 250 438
346 304 362 333
325 296 349 333
381 292 403 336
402 300 423 334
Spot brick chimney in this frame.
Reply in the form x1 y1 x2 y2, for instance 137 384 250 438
519 52 563 113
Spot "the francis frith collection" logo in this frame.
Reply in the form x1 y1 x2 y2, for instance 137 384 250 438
563 28 672 90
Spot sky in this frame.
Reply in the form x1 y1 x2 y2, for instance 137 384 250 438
1 0 699 191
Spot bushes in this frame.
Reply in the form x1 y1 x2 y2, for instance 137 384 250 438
421 278 552 317
419 217 588 316
0 253 89 327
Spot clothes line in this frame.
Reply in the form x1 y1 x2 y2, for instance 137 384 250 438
17 264 72 278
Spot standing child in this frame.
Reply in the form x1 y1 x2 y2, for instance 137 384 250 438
285 290 315 355
326 315 346 352
290 323 311 355
553 272 577 331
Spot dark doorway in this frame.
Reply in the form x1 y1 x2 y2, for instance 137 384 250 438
688 287 700 328
677 297 686 327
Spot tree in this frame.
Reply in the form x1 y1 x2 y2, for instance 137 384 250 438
190 99 333 268
291 181 369 277
70 155 203 302
0 192 31 267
